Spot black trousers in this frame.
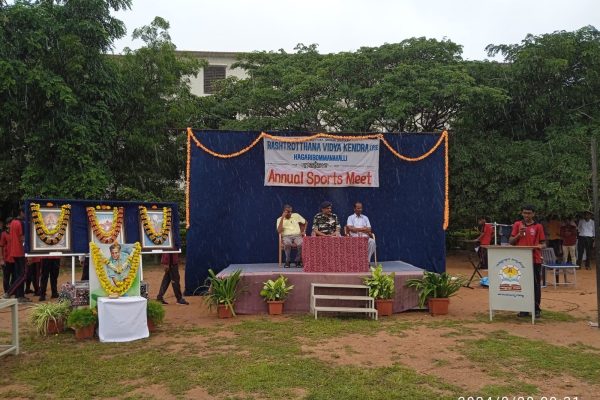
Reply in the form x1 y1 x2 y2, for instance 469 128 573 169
2 262 15 293
26 262 41 294
534 263 541 312
576 236 594 268
40 259 60 297
7 256 26 298
157 263 183 301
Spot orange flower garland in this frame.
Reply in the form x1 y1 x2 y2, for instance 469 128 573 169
87 207 125 244
30 203 71 245
139 206 172 244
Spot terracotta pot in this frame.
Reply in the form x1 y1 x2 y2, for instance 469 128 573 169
267 300 284 315
217 304 233 319
147 319 157 332
375 299 393 316
46 319 64 335
74 324 95 340
428 298 450 316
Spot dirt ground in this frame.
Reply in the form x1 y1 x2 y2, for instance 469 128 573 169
1 251 599 398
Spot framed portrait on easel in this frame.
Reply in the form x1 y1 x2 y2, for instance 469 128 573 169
138 205 174 251
87 206 126 245
29 203 72 253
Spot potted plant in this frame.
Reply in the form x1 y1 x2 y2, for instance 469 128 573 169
29 300 71 335
405 271 465 315
362 264 395 316
260 275 294 315
204 268 242 318
67 307 97 340
147 300 166 332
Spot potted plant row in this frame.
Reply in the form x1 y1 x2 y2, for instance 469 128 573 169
260 275 294 315
67 307 97 340
204 268 242 318
363 264 395 316
29 300 71 335
405 271 465 315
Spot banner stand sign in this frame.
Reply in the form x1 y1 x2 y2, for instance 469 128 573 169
485 245 537 325
264 137 379 187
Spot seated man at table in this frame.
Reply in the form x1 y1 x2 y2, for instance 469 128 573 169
346 202 376 264
312 201 340 237
276 204 306 268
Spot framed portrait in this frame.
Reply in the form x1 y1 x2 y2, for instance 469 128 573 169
30 206 72 253
139 208 174 251
87 208 126 246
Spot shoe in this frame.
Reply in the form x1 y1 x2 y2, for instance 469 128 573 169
1 293 9 299
157 298 168 305
51 293 59 299
176 298 190 305
296 261 303 268
39 296 46 302
517 312 530 317
18 297 32 303
25 289 34 294
284 262 291 268
535 311 541 319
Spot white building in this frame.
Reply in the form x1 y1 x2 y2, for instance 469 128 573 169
179 51 247 97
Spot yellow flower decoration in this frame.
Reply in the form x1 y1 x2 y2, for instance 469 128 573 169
139 206 172 245
30 203 71 245
87 207 125 244
90 242 142 296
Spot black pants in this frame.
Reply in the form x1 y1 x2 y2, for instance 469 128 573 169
576 236 594 268
7 256 26 298
548 239 562 257
26 262 41 294
2 262 15 293
534 263 542 312
40 259 60 298
80 258 89 281
157 263 183 301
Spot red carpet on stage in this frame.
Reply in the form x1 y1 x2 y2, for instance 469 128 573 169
218 261 423 314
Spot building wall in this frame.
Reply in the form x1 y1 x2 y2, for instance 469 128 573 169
179 51 248 97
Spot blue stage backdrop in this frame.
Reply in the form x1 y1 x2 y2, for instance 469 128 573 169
24 199 180 254
185 130 447 295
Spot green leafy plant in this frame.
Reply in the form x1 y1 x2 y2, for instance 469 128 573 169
67 307 97 329
29 300 71 335
405 271 465 308
204 269 243 316
147 300 166 325
362 264 395 299
260 275 294 301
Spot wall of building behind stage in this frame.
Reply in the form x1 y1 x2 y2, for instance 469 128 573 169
185 130 446 295
24 199 181 254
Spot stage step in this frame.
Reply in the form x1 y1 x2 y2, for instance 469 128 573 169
310 283 377 320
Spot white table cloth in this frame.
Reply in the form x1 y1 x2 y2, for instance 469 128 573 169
98 296 149 342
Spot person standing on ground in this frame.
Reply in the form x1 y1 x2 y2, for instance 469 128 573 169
156 253 189 305
3 209 30 302
509 205 545 319
546 214 562 258
476 216 494 269
39 256 61 301
576 211 595 270
560 217 577 265
0 220 15 294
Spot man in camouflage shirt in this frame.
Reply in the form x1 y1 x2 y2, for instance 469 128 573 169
312 201 340 236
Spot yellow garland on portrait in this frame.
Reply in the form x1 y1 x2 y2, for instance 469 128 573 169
87 206 124 243
139 206 172 244
90 242 141 295
30 203 71 245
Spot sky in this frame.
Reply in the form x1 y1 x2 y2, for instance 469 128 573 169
112 0 600 60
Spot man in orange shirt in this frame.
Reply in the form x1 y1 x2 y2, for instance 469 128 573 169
3 209 30 302
0 219 14 294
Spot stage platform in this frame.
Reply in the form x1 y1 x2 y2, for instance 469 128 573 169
219 261 423 315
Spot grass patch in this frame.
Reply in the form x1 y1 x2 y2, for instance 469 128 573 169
461 330 600 384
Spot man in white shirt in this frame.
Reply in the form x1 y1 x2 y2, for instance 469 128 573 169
346 202 376 264
276 204 306 268
577 211 595 270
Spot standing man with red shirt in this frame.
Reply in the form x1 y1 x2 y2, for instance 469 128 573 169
509 205 545 319
3 209 30 302
0 219 15 294
476 216 493 269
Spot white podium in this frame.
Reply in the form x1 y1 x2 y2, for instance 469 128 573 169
484 245 537 324
98 296 149 342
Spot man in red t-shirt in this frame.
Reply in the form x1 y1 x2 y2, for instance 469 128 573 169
476 216 494 269
560 217 578 265
509 205 545 319
4 209 30 302
0 219 15 294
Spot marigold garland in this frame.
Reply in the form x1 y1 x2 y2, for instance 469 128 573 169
185 128 449 230
90 242 141 295
30 203 71 245
139 206 172 244
87 207 124 244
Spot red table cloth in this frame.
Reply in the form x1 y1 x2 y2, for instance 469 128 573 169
303 236 369 272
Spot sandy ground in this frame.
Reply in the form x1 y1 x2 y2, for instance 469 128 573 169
1 251 599 398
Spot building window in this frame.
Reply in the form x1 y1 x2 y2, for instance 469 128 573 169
204 65 226 94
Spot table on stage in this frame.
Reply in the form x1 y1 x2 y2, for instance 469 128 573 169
98 296 149 343
303 236 369 273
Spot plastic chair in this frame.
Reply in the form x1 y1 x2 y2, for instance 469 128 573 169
541 247 577 288
278 232 305 268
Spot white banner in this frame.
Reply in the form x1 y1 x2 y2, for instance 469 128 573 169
264 138 379 187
